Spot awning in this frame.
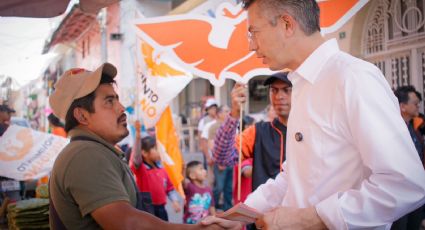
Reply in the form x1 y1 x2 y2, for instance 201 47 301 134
0 0 119 18
43 5 97 52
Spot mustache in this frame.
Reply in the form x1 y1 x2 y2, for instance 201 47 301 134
117 113 127 123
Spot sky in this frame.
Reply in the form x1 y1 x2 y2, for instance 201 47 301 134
0 0 79 89
0 17 61 88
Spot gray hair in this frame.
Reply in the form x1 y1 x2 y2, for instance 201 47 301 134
242 0 320 35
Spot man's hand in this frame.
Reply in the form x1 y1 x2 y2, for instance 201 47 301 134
134 120 141 138
195 223 227 230
230 83 248 119
255 207 327 230
171 200 181 213
217 165 227 171
206 156 215 166
201 216 243 230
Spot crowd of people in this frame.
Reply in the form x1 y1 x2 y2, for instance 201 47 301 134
1 0 425 229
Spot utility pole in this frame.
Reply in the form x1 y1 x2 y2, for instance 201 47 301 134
99 8 108 62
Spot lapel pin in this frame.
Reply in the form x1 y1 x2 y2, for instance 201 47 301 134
295 132 303 142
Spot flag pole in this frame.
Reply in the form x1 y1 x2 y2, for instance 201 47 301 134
238 102 243 201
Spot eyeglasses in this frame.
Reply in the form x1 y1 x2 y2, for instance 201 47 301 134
247 15 281 43
247 31 257 43
269 86 292 95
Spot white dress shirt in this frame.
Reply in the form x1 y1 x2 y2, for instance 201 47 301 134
201 120 216 139
244 39 425 229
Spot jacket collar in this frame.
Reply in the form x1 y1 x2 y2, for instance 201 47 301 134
272 117 287 131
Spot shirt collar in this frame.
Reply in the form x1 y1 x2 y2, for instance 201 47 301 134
143 161 162 169
291 39 340 84
69 127 125 157
272 117 287 130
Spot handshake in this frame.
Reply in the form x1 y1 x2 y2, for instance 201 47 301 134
201 203 262 230
200 216 245 230
200 204 325 230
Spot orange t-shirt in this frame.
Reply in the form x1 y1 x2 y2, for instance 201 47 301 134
52 127 67 138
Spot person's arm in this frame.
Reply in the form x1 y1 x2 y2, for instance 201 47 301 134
315 67 425 229
201 216 243 230
212 116 240 167
209 206 216 216
244 164 288 213
255 206 326 230
201 122 215 165
130 121 142 169
241 165 252 178
92 201 218 230
212 116 256 167
164 173 181 213
213 83 254 167
235 124 256 160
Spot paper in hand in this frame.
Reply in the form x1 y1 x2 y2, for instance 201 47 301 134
216 202 261 224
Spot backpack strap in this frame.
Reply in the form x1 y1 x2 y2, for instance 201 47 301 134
49 180 67 230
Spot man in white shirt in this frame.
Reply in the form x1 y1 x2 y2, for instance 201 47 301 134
198 98 218 167
202 0 425 229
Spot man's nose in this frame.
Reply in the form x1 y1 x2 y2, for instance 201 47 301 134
276 90 290 99
118 101 125 113
248 39 257 51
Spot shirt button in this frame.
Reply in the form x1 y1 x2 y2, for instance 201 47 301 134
295 132 303 142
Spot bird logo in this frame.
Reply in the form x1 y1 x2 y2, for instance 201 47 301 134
134 0 367 86
0 129 33 161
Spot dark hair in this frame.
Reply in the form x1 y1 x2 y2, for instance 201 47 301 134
48 113 64 128
206 104 218 112
242 115 255 130
394 85 418 104
186 160 202 179
415 91 422 101
141 136 157 152
0 123 8 137
242 0 320 35
64 74 115 132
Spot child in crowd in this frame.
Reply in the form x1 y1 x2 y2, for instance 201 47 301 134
130 122 180 221
184 161 215 224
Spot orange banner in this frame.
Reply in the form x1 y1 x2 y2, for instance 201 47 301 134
134 1 368 86
155 107 185 197
0 125 68 180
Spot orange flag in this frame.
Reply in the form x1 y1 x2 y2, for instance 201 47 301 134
134 1 368 86
155 106 185 197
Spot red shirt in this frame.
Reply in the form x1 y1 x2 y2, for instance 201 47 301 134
52 127 67 138
233 158 253 204
130 160 174 205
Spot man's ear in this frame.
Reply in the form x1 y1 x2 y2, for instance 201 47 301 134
188 171 195 181
400 103 406 112
280 14 296 36
141 150 148 157
73 108 89 125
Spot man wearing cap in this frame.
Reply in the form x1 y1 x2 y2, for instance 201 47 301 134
212 71 291 198
198 98 218 168
48 63 228 230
